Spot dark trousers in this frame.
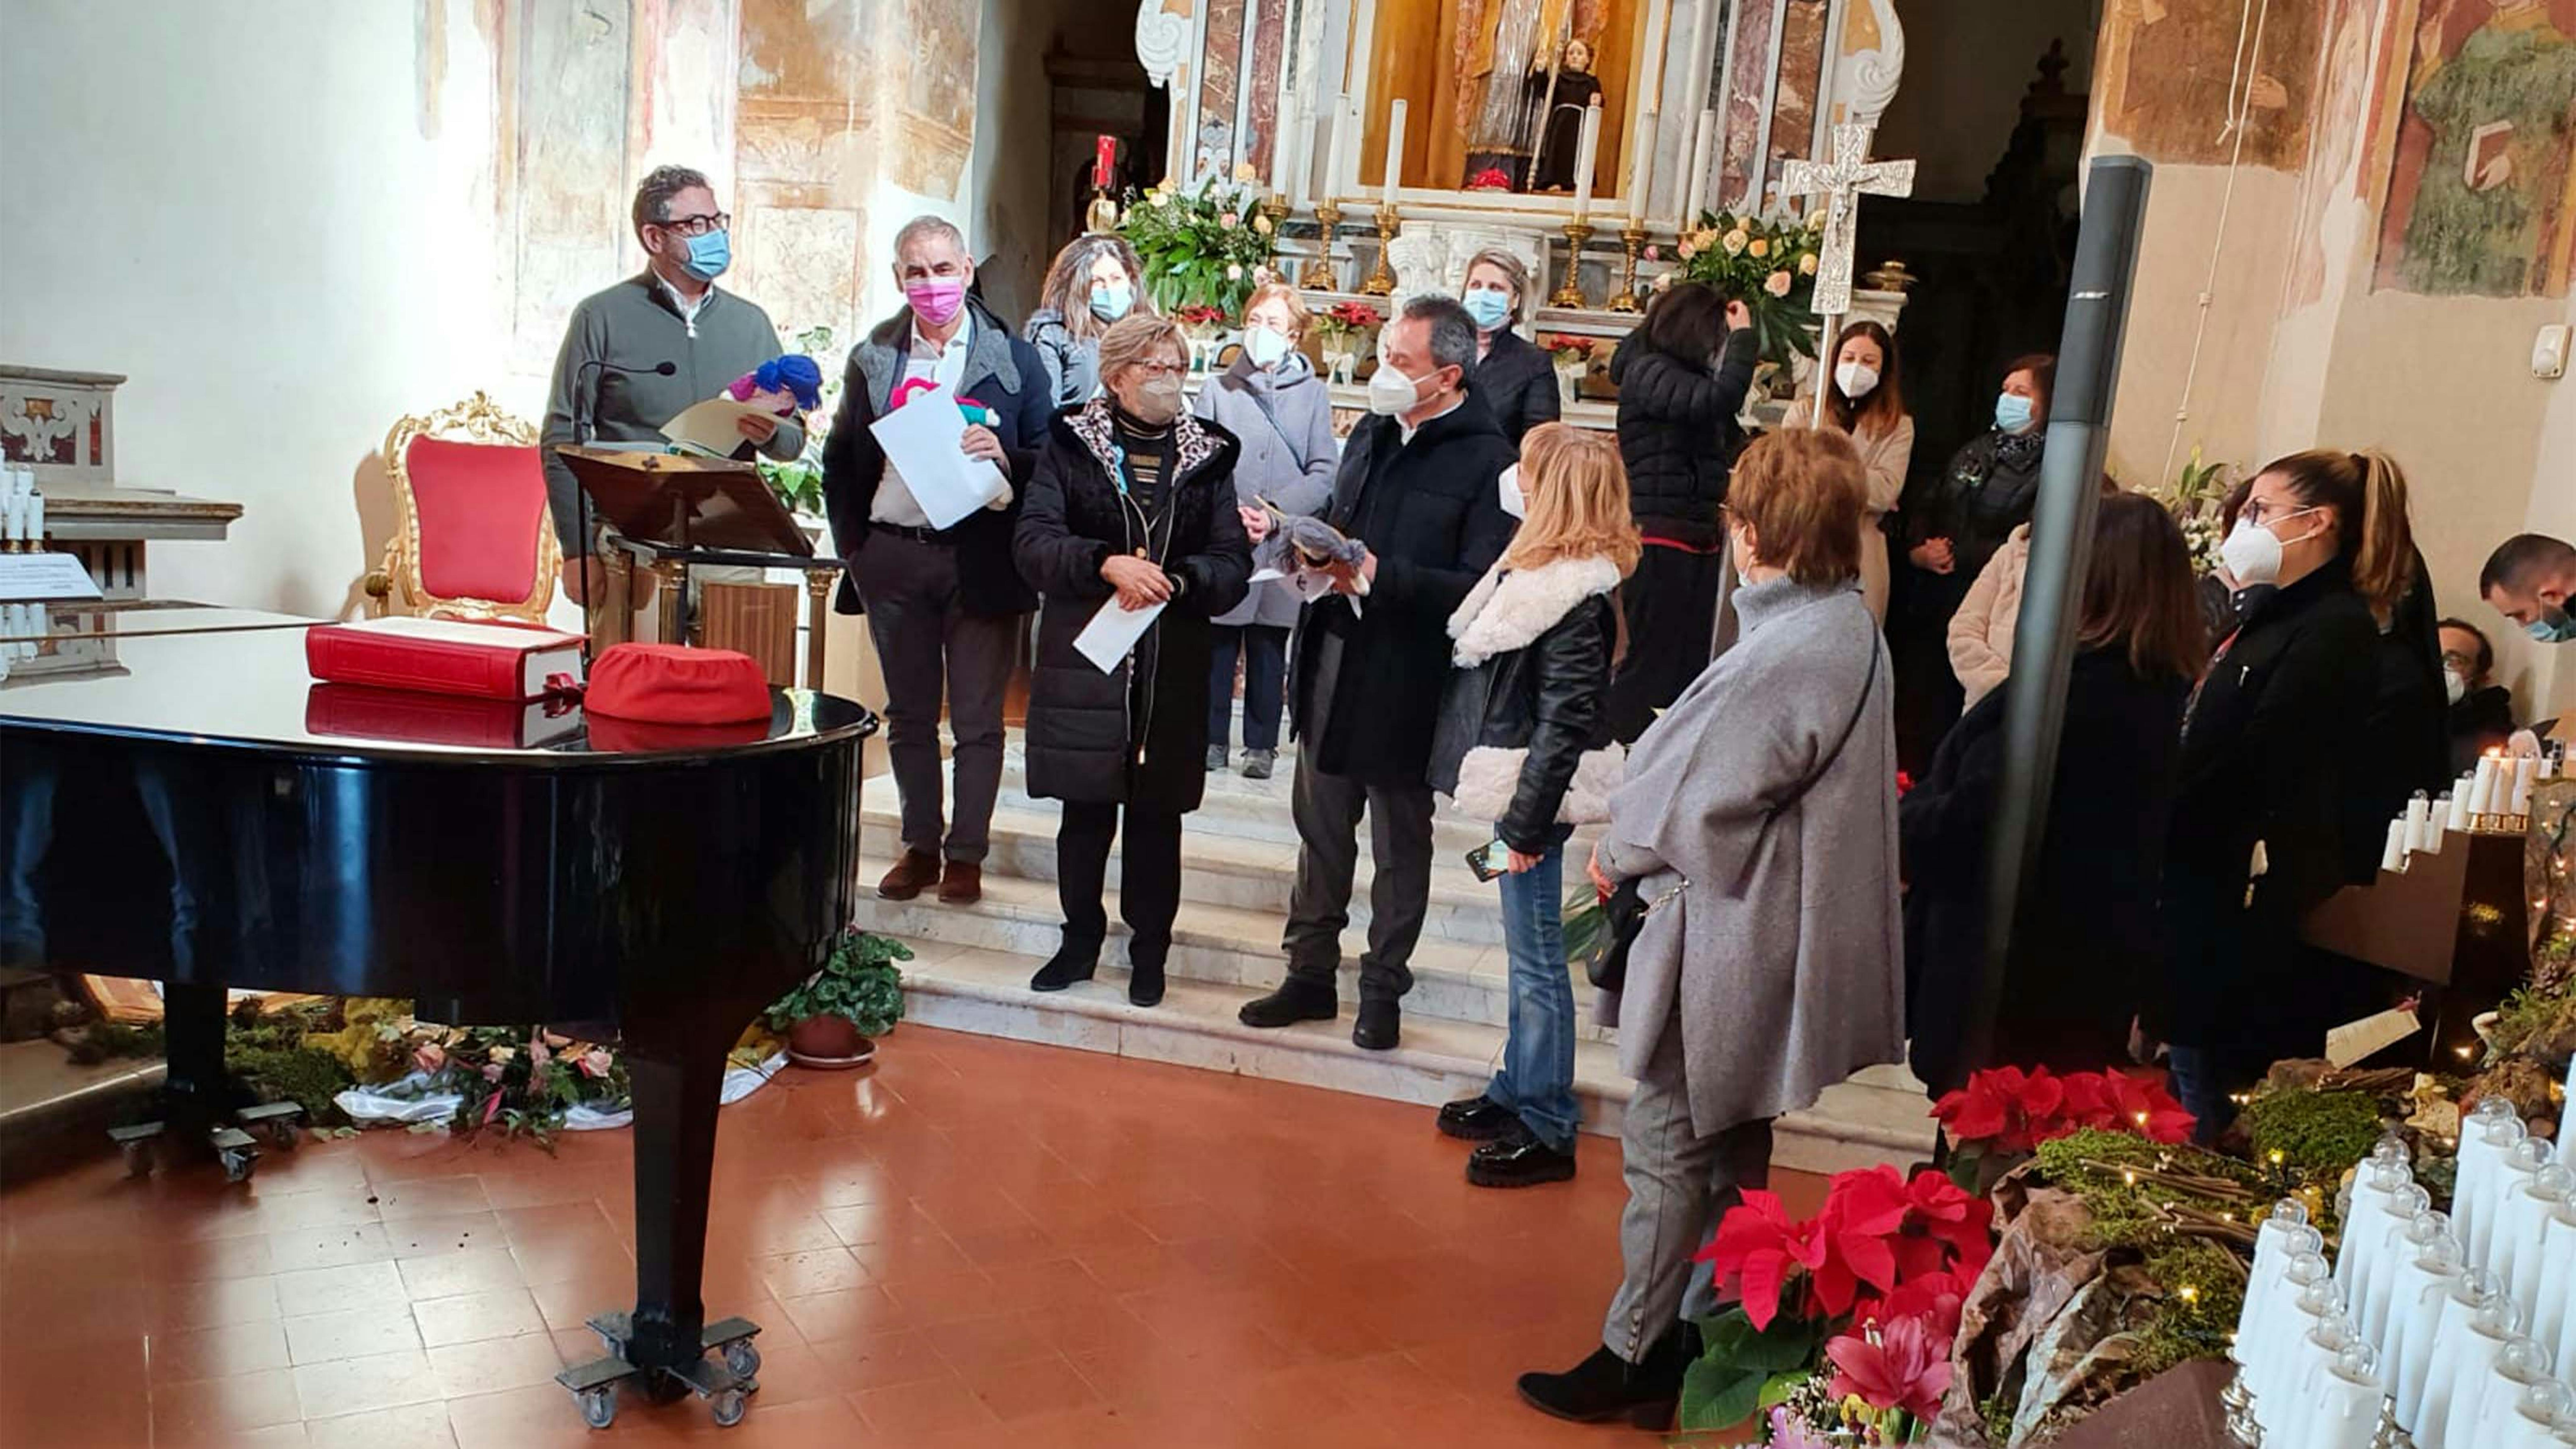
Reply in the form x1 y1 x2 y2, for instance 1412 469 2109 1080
1206 624 1289 753
1055 801 1183 964
1281 757 1435 1003
1607 544 1726 744
851 530 1021 863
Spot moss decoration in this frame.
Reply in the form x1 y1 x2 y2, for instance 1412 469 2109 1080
2236 1090 2387 1179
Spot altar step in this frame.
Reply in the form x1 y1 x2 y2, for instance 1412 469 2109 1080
894 937 1937 1175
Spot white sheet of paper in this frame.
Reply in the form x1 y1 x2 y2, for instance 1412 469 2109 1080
0 551 102 601
1074 597 1167 673
867 383 1008 530
660 395 778 456
1248 567 1286 583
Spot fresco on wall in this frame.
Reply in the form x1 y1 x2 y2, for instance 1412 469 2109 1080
2288 0 2387 307
2373 0 2576 298
506 0 635 372
2096 0 2318 168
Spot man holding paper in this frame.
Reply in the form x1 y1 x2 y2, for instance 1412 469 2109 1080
541 165 805 606
821 215 1052 907
1238 296 1521 1051
1013 314 1252 1008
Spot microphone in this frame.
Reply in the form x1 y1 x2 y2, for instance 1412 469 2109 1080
573 358 677 445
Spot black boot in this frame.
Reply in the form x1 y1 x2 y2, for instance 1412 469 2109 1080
1516 1322 1698 1429
1352 999 1400 1051
1030 935 1101 992
1127 941 1168 1008
1436 1095 1521 1141
1238 976 1337 1028
1467 1129 1576 1188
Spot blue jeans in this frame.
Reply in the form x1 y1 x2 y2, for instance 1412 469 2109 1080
1488 839 1579 1152
2164 1044 2241 1146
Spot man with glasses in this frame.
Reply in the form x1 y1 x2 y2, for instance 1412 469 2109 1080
541 165 804 607
820 215 1051 907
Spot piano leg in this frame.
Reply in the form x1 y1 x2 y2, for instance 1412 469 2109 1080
622 1035 726 1373
162 982 229 1124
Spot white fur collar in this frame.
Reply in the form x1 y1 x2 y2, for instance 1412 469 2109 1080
1447 554 1623 666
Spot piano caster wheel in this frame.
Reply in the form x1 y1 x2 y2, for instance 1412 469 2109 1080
577 1386 617 1430
237 1103 304 1150
709 1388 747 1428
219 1146 258 1183
722 1341 761 1381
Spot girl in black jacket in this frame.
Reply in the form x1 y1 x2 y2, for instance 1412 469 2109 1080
1901 493 2203 1096
2159 448 2416 1138
1604 282 1758 741
1427 424 1638 1188
1014 314 1253 1007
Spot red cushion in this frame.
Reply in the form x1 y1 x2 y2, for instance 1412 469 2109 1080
585 643 773 724
406 435 547 603
585 713 771 754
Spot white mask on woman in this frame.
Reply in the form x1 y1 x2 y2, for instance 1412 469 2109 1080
1835 361 1880 400
2444 666 2468 706
2216 508 2321 588
1245 327 1293 369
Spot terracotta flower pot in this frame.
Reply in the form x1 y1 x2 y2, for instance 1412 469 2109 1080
785 1015 875 1070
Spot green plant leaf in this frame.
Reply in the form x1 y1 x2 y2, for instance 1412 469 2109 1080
1678 1355 1768 1431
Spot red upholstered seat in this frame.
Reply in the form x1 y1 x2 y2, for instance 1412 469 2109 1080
404 434 548 607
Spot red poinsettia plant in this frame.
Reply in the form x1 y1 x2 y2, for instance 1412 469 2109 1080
1467 166 1514 191
1540 333 1596 366
1930 1065 2194 1156
1174 304 1229 328
1682 1165 1990 1435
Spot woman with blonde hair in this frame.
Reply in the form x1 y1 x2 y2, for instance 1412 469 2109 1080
1024 233 1153 408
1429 423 1639 1187
1193 281 1337 777
1520 427 1901 1426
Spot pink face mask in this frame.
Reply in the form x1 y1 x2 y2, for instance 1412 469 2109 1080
905 278 966 326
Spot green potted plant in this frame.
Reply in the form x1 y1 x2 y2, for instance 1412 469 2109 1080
764 929 910 1069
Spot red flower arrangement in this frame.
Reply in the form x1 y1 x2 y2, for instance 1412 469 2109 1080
1467 166 1514 192
1175 304 1229 327
1930 1065 2194 1155
1697 1165 1993 1332
1826 1310 1955 1422
1539 333 1596 366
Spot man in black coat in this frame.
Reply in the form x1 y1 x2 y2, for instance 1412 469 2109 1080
821 214 1051 908
1239 296 1521 1050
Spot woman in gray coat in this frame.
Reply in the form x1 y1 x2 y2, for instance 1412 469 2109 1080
1518 428 1905 1431
1191 281 1339 778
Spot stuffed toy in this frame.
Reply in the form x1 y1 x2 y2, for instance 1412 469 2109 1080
725 355 824 416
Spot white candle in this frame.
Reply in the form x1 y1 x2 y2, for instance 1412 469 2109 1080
2386 1234 2463 1430
2 492 19 546
1570 95 1603 216
2309 1349 2386 1449
1627 108 1658 225
2425 796 2453 852
2458 1103 2527 1268
1634 0 1670 112
2509 756 2538 816
1330 92 1355 197
1380 97 1407 206
25 491 39 549
1269 106 1294 195
2472 755 2502 817
2419 1283 2517 1448
1682 108 1717 225
2384 819 2411 874
2449 780 2476 833
2406 793 2434 852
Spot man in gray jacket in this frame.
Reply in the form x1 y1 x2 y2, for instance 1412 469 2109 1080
541 165 804 606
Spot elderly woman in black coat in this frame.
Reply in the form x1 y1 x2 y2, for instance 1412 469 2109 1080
1015 313 1254 1007
1603 281 1758 741
1460 248 1561 446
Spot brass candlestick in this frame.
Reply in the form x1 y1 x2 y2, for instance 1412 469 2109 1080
1607 223 1649 312
1359 204 1399 297
1258 193 1290 274
1085 188 1121 234
1299 201 1343 291
1550 219 1595 310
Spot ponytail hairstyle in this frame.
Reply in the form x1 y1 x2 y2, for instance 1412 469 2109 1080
2257 448 2417 619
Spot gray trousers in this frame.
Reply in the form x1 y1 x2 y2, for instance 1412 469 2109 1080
1601 1004 1775 1362
1281 754 1435 1004
852 530 1021 863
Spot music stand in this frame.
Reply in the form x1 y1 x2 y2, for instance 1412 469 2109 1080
556 447 845 686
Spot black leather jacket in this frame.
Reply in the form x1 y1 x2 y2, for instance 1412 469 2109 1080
1428 590 1620 853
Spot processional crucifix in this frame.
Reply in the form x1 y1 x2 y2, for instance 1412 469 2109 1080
1777 121 1916 426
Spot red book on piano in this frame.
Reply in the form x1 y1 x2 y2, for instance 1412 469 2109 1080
305 617 585 702
304 683 586 749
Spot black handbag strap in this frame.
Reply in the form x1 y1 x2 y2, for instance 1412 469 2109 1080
1726 627 1882 897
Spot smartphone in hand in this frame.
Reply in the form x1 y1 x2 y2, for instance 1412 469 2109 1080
1465 837 1511 883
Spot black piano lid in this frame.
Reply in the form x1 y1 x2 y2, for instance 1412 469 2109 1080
0 618 877 765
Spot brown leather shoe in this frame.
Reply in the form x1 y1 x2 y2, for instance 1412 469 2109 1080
877 850 941 901
937 859 983 905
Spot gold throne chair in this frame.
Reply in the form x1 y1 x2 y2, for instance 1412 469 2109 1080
362 391 561 622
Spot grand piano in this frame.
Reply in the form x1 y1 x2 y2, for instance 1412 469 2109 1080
0 605 874 1429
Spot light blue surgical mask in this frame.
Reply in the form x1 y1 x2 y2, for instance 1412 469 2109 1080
1090 281 1134 322
2528 606 2576 644
1994 391 2035 434
682 229 731 281
1462 287 1514 331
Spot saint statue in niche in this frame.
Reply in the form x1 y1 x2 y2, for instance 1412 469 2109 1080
1528 38 1602 192
2383 0 2576 297
1458 0 1566 188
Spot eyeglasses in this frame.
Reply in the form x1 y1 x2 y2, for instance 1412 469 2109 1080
658 212 731 237
1130 361 1188 379
2239 496 2312 527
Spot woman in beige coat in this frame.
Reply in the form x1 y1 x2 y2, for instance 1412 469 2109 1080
1791 320 1913 619
1949 475 2120 707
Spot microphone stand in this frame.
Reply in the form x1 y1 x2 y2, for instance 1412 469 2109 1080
568 357 675 669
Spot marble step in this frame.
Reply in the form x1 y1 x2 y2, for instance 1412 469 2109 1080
996 743 1521 857
863 802 1512 947
896 938 1939 1175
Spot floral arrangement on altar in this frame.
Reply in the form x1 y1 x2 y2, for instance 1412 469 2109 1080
1467 166 1514 192
1932 1064 2194 1190
1662 208 1829 368
1539 333 1597 367
1313 299 1382 342
2161 444 2235 576
1117 166 1278 316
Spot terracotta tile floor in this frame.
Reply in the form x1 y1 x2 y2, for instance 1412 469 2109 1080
0 1026 1826 1447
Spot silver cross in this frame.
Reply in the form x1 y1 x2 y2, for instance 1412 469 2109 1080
1775 122 1916 316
